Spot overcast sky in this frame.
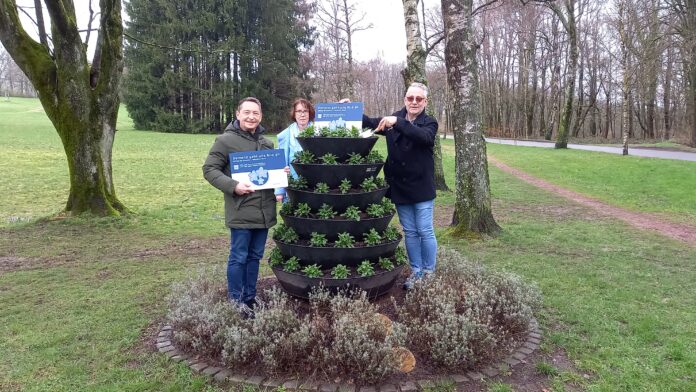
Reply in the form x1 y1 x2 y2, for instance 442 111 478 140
14 0 441 64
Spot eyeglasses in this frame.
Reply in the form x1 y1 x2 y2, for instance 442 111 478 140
405 95 425 103
295 110 309 114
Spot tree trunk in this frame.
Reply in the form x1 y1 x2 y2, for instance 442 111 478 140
401 0 449 191
550 0 578 149
663 45 672 140
442 0 500 236
0 0 126 216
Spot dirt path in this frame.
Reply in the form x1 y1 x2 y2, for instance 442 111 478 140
489 156 696 245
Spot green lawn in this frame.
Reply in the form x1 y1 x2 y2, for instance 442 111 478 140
1 98 695 391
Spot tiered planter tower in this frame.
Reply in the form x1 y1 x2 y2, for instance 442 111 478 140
270 132 405 299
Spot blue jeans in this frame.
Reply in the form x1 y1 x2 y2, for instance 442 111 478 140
396 199 437 276
228 228 268 303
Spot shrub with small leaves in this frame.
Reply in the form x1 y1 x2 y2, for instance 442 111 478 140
320 153 338 164
317 203 336 219
363 228 382 246
395 246 408 265
360 177 378 192
294 202 312 217
279 201 295 215
346 152 364 164
299 125 315 137
332 126 349 137
350 125 361 137
278 226 299 244
314 182 330 193
378 257 394 271
357 260 375 277
380 198 396 213
365 150 384 163
283 256 301 272
288 175 308 189
302 264 323 278
272 223 289 240
319 126 332 137
366 203 385 218
331 264 350 279
373 176 386 187
334 232 355 248
309 232 328 247
339 178 352 194
268 248 285 267
341 205 361 221
383 226 400 241
294 150 316 164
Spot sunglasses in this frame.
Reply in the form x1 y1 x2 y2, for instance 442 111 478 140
405 95 425 103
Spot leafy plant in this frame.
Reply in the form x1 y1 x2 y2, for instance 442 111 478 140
363 228 382 246
350 126 361 138
334 232 355 248
299 124 315 137
279 227 299 243
331 264 350 279
346 152 364 164
339 178 352 194
279 201 295 215
357 260 375 277
314 182 330 193
332 126 349 138
302 264 323 278
294 150 316 164
360 177 378 192
395 247 408 265
283 256 301 272
320 153 338 164
317 203 337 219
378 257 394 271
380 198 396 213
373 177 386 188
309 232 328 247
366 203 385 218
294 202 312 217
342 206 361 221
272 223 289 240
319 126 332 137
383 226 400 242
365 150 384 163
268 248 285 267
288 175 308 190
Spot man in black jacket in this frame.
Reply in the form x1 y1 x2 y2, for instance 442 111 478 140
360 82 438 290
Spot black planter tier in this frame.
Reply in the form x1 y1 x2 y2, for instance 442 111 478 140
292 162 383 188
281 212 395 240
271 264 404 300
274 237 401 268
286 187 388 212
297 137 378 161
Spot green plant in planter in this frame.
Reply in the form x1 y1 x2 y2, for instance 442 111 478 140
380 198 396 214
363 228 382 246
360 177 378 192
320 153 338 164
288 175 308 190
279 201 295 215
309 232 328 247
339 178 352 194
383 226 400 242
317 204 336 219
294 202 312 217
302 264 323 278
294 150 316 164
334 232 355 248
395 247 408 265
279 227 299 243
365 150 384 163
378 257 395 271
357 260 375 277
350 125 361 138
331 264 350 279
283 256 301 272
346 152 364 164
299 124 315 137
332 126 350 137
319 126 332 137
373 176 386 188
268 248 285 267
342 206 361 221
272 223 289 240
314 182 330 193
366 203 385 218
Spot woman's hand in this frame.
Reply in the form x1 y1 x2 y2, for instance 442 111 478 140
276 194 284 202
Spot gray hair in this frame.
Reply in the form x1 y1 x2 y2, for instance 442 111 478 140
407 82 428 98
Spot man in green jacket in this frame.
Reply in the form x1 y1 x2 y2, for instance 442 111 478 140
203 97 280 317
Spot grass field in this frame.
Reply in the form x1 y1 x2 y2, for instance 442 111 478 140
1 97 696 391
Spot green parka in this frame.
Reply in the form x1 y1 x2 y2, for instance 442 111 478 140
203 120 277 229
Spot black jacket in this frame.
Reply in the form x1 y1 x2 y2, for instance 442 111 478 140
363 108 438 204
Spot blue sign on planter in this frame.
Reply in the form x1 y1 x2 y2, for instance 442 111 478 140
314 102 364 131
229 149 287 190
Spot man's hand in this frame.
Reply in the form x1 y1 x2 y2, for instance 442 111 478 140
283 166 291 174
276 194 284 202
234 182 254 195
376 116 397 131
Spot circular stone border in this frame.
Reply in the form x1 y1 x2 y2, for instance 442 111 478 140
156 319 542 391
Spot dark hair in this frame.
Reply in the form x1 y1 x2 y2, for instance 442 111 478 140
289 98 315 122
237 97 262 112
